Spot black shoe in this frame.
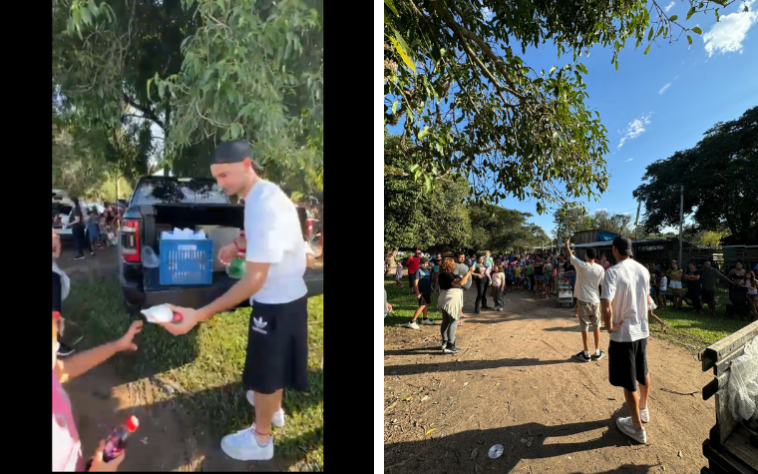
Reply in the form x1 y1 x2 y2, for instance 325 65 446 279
482 306 492 310
57 342 75 357
591 350 606 361
441 342 447 351
573 351 592 362
444 343 461 354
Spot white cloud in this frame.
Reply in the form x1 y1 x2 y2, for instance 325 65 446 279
702 1 758 57
658 75 679 95
618 113 652 149
665 1 676 12
625 158 634 162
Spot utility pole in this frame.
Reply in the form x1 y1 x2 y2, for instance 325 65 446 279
634 200 641 239
678 184 683 265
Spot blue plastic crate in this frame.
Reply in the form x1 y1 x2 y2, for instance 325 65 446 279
159 239 214 285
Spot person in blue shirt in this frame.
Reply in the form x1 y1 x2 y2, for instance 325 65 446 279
85 209 101 251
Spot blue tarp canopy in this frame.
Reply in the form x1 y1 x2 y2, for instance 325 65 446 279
597 231 618 241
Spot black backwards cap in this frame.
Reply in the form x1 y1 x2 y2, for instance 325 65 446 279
211 140 263 172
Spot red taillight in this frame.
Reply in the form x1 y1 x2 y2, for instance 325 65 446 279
122 219 140 263
306 219 313 239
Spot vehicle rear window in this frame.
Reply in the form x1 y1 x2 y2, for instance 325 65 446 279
131 179 230 205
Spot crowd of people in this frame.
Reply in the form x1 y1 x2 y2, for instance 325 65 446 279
53 199 121 260
387 236 757 444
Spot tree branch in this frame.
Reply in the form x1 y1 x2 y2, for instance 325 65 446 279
123 94 164 129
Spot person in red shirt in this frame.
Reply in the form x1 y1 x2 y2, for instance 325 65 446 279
407 249 422 296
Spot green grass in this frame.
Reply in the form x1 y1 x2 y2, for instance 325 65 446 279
384 277 754 350
65 277 323 471
649 286 755 349
384 277 443 327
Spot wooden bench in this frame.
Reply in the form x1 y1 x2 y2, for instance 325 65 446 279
700 320 758 474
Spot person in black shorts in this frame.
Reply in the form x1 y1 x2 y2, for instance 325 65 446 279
161 140 310 462
601 236 651 444
407 258 433 329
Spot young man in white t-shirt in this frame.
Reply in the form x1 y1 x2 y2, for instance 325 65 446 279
161 140 309 461
601 236 651 444
566 240 605 362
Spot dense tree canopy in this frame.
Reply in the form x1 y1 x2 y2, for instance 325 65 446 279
53 0 323 193
384 0 750 213
385 134 549 253
385 135 472 251
633 106 757 244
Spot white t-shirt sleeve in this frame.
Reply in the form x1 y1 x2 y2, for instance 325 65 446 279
659 276 667 291
601 269 616 301
571 254 592 273
244 201 286 264
304 241 315 256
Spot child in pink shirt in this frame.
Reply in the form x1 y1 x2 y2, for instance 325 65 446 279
53 310 143 472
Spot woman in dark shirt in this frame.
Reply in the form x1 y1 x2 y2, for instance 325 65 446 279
68 198 92 259
438 258 474 354
683 262 703 314
471 255 489 313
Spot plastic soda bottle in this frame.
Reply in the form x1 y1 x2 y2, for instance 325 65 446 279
102 415 139 462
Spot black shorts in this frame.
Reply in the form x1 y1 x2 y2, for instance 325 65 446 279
701 289 715 302
608 338 649 392
243 296 309 395
409 273 417 289
418 293 432 306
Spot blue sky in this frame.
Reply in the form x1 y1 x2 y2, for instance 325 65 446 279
387 1 758 237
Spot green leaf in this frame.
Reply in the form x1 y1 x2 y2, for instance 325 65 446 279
691 26 702 35
647 27 654 41
392 101 399 114
644 44 651 55
417 126 430 140
577 63 588 74
389 37 415 74
549 66 557 75
715 9 720 22
686 7 696 20
687 35 693 47
745 5 750 12
384 0 398 16
668 15 678 22
656 26 664 37
409 164 420 173
615 60 619 71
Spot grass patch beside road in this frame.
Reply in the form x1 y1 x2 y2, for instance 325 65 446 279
649 287 754 350
384 277 441 327
65 277 324 471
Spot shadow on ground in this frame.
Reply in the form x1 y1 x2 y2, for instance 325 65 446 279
68 366 323 472
385 408 652 474
384 355 576 376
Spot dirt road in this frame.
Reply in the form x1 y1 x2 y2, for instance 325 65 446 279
384 289 715 474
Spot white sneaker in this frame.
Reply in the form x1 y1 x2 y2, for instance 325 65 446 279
640 407 650 423
246 391 285 428
421 319 433 325
220 424 274 461
407 321 420 329
616 416 647 443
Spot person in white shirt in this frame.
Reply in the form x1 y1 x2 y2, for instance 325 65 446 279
601 236 652 444
161 140 309 462
566 239 606 362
